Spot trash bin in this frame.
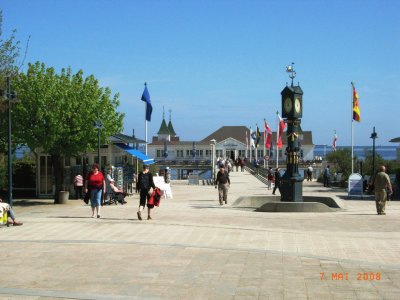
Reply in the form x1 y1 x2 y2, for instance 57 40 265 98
58 191 69 204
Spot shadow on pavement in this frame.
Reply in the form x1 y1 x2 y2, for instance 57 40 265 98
12 199 54 206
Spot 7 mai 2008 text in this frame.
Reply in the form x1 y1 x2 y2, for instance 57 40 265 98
320 272 381 281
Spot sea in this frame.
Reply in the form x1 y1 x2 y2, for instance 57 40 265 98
314 145 399 161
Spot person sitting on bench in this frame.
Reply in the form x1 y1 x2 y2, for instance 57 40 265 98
0 198 23 226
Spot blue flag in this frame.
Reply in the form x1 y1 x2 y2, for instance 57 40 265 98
141 84 153 122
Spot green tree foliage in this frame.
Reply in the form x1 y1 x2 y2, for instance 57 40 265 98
0 11 20 77
326 148 353 184
0 10 20 153
363 150 399 175
12 62 124 201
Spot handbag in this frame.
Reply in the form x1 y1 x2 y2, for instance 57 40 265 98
83 191 90 204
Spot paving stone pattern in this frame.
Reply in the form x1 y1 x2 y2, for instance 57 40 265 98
1 170 400 299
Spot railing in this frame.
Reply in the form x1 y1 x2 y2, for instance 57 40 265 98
154 159 212 167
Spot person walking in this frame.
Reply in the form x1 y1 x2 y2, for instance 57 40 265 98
267 167 274 190
272 168 281 195
84 163 105 218
323 165 331 187
306 165 313 181
215 165 230 205
73 173 83 199
373 165 393 215
239 157 245 172
136 165 156 220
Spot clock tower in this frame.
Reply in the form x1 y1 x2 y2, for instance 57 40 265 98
280 63 304 202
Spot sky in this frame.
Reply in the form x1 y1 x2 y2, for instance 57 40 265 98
2 0 400 147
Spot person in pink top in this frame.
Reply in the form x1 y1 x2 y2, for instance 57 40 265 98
73 173 83 199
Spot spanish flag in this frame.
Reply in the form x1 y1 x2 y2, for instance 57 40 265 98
352 82 360 122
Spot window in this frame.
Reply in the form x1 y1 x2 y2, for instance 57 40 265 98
177 150 184 158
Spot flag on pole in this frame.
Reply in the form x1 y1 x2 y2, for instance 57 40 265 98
264 120 272 149
332 131 337 151
141 83 153 122
255 125 261 148
250 126 256 148
277 112 286 149
352 82 360 122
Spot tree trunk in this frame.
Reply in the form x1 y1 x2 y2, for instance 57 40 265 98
52 154 64 204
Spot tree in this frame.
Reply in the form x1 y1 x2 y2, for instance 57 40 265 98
326 148 353 185
12 62 124 202
0 11 20 77
0 10 20 153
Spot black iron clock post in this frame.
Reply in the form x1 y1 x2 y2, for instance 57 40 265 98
280 64 304 202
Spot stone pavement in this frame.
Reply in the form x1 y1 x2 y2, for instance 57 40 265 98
1 170 400 300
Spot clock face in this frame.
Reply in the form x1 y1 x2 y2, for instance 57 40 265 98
284 97 292 113
294 97 301 113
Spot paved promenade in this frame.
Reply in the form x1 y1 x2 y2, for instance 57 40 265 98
1 170 400 300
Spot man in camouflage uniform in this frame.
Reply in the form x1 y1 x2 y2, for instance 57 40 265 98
373 165 392 215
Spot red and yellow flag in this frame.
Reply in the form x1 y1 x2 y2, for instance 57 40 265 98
352 82 360 122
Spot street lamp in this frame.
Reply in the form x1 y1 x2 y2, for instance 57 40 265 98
210 139 216 182
94 115 104 171
370 127 378 176
1 77 19 207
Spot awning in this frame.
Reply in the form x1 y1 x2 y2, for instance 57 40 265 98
116 144 155 165
389 137 400 143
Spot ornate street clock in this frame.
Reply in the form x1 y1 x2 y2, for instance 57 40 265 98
281 87 303 118
280 63 304 202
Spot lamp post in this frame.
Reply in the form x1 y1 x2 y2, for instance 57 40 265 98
370 127 378 177
1 77 19 207
210 139 216 182
94 116 104 171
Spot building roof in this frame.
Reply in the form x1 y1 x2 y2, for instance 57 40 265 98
201 126 249 144
157 118 170 135
201 126 313 146
167 120 176 136
109 133 145 144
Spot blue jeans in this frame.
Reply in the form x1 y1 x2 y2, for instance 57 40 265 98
90 189 102 207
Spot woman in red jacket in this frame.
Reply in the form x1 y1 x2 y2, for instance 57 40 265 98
84 163 106 218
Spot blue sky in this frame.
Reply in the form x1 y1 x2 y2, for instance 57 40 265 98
2 0 399 146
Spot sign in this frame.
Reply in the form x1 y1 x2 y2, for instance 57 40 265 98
348 173 363 197
188 174 199 185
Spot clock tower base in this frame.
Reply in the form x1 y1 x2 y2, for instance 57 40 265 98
281 176 303 202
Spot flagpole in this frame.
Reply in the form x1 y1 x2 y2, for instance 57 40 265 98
145 119 148 155
276 111 279 169
263 119 266 168
351 82 354 174
245 129 248 159
255 124 258 163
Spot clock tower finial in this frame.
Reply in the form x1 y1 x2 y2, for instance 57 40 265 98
286 62 296 87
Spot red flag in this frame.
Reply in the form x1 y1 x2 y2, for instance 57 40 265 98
264 120 272 149
277 113 286 149
332 132 337 151
352 82 361 122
